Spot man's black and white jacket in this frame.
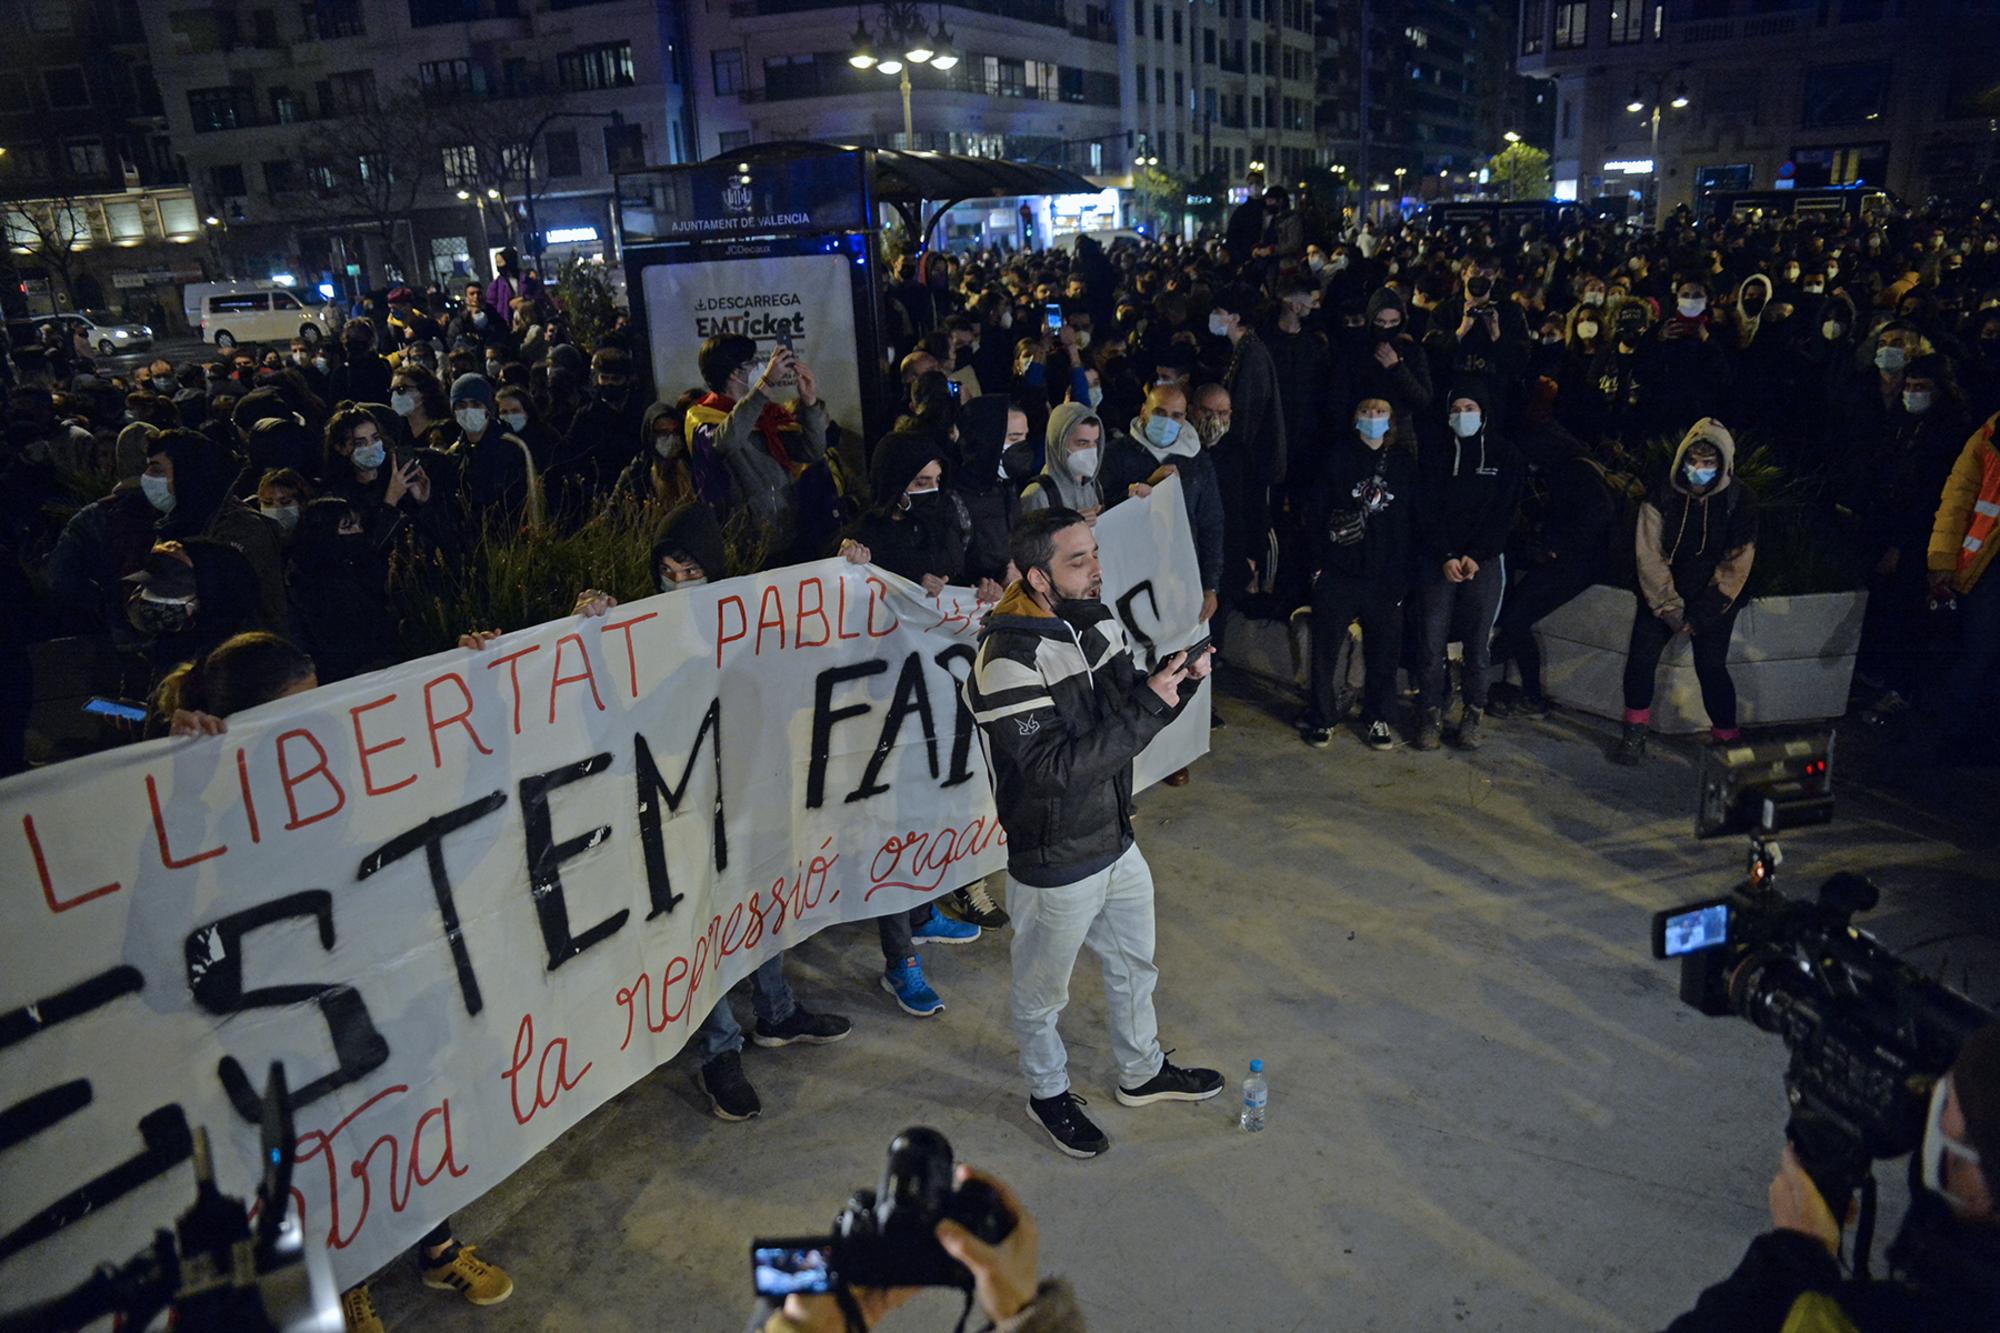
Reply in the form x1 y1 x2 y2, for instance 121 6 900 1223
967 583 1187 887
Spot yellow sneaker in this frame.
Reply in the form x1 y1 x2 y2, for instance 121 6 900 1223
341 1284 385 1333
420 1243 515 1306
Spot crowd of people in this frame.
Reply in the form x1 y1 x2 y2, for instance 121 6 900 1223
4 186 2000 1332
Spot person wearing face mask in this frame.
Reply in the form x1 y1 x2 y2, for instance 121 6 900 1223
547 347 652 513
321 403 447 552
441 372 542 529
839 434 985 1014
1021 399 1106 518
1099 386 1223 754
1640 277 1733 442
445 281 496 348
682 334 840 567
1612 418 1757 765
1823 325 1926 481
123 536 264 689
1426 259 1529 427
386 365 447 446
254 468 308 541
140 429 289 632
1347 287 1433 455
1846 356 1968 716
1412 387 1523 752
492 383 557 472
1664 1020 2000 1333
1297 397 1416 751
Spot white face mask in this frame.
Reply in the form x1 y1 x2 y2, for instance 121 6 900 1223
140 472 175 513
1875 345 1908 373
1067 446 1099 478
1448 410 1482 438
1577 320 1600 340
1208 313 1232 337
1920 1077 1985 1217
1582 290 1606 306
1822 320 1845 341
1074 329 1091 350
455 406 488 435
1903 389 1933 415
1677 297 1707 318
390 389 419 416
261 502 300 531
351 440 387 470
501 410 528 433
313 356 331 374
1086 385 1104 409
1000 310 1013 329
661 573 708 594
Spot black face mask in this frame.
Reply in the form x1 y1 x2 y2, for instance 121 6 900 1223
1372 324 1401 342
1001 440 1036 482
597 383 631 409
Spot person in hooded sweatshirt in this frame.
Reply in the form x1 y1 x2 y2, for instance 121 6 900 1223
1349 287 1436 456
1612 417 1758 765
285 495 403 683
1413 384 1523 752
683 333 840 567
142 428 289 633
1021 399 1106 518
1298 396 1418 752
839 432 986 1018
951 394 1027 588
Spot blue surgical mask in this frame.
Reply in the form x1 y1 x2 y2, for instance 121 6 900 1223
352 441 387 470
1355 416 1390 441
1874 345 1908 373
1086 385 1104 409
1448 409 1482 439
1143 414 1182 448
1685 464 1719 488
139 473 175 513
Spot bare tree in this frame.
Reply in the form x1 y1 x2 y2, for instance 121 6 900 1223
299 87 435 281
0 141 98 309
429 92 567 254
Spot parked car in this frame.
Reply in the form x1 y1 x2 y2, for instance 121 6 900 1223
34 310 153 356
197 288 336 349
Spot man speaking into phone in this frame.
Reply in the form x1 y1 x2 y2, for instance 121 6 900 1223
967 508 1224 1159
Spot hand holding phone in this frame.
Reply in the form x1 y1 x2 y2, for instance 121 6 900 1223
1044 302 1064 333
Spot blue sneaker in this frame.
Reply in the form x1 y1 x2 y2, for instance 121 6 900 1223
881 956 944 1017
910 905 981 945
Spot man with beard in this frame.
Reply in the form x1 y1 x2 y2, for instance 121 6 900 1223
968 509 1224 1157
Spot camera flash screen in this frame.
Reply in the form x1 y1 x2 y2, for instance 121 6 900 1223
1664 904 1729 957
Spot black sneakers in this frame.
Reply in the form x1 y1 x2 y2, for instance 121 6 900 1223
1611 722 1648 766
1116 1057 1225 1107
1027 1091 1110 1158
751 1006 852 1048
696 1050 761 1121
949 883 1011 929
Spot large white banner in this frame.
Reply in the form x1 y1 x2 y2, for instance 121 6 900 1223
641 254 865 440
0 482 1207 1305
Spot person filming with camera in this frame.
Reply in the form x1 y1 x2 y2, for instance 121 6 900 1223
1665 1020 2000 1331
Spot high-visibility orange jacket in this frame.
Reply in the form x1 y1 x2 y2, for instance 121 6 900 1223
1929 413 2000 595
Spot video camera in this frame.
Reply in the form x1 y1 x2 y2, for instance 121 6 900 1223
0 1065 341 1333
1651 730 1993 1271
751 1128 1013 1301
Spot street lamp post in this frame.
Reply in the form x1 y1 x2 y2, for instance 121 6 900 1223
1626 74 1690 230
849 4 959 151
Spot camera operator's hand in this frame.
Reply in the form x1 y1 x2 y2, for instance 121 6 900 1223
1148 649 1193 708
935 1166 1040 1324
773 1288 916 1333
772 1280 916 1320
1769 1145 1842 1257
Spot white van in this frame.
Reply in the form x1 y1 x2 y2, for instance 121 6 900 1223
198 288 337 349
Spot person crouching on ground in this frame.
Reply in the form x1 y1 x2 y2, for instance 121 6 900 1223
967 508 1223 1158
1613 417 1757 764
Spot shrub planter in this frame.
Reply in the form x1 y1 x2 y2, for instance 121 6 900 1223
1531 584 1868 734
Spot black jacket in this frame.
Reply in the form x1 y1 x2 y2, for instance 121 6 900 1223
1664 1194 2000 1333
968 586 1182 887
1099 427 1227 594
1415 425 1524 566
1307 435 1416 591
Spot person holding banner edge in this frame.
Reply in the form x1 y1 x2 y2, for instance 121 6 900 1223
969 507 1225 1159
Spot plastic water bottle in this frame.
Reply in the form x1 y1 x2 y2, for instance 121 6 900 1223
1239 1059 1267 1132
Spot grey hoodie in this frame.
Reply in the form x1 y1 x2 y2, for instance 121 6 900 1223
1021 399 1104 512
